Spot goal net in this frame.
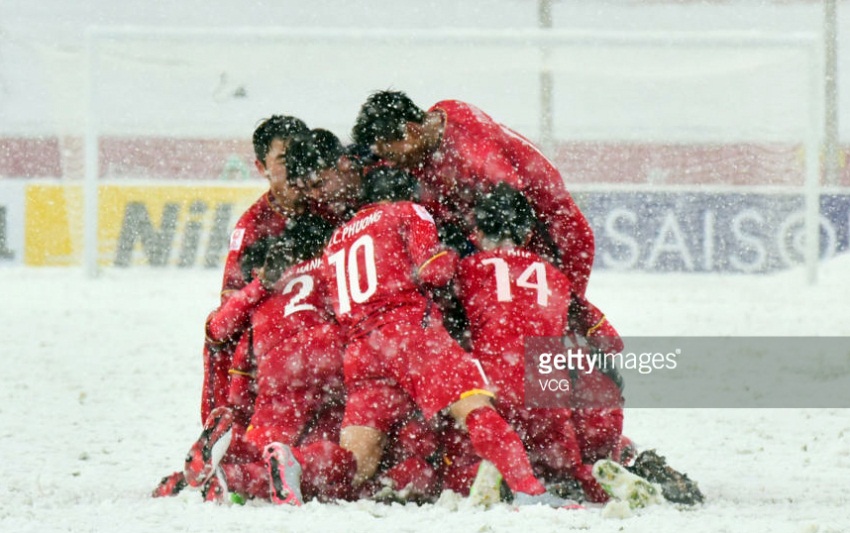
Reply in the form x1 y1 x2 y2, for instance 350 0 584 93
20 27 840 277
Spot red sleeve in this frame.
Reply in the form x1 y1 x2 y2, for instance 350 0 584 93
569 295 624 354
496 124 595 297
206 278 269 343
220 193 289 296
226 332 256 425
405 203 458 287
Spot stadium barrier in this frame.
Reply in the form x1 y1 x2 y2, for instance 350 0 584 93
2 181 847 272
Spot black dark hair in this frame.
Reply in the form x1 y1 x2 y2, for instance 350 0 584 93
284 128 345 185
438 223 476 258
252 115 309 163
261 213 335 285
351 90 426 147
287 212 335 263
239 236 276 283
474 183 536 245
361 166 418 204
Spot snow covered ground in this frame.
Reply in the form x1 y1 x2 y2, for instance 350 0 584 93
2 256 849 532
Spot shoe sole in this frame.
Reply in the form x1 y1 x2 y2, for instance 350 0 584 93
593 459 663 509
265 444 303 506
184 410 233 487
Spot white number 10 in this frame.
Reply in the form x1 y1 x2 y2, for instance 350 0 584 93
481 257 551 306
327 235 378 315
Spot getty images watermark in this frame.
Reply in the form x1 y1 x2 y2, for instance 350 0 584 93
524 336 680 408
524 336 850 408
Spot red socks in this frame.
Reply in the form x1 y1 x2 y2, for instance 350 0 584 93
464 407 545 495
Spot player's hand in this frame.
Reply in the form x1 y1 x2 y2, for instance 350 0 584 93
587 347 625 392
260 240 292 289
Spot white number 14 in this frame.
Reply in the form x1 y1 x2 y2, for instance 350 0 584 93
481 257 551 306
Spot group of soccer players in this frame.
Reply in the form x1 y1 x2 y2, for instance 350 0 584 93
152 91 703 508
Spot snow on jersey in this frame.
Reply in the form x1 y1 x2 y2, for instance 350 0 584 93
320 201 457 338
220 192 289 298
456 246 573 361
251 256 341 391
416 99 595 296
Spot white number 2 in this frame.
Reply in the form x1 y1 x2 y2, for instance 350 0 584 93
481 257 551 306
281 275 317 317
327 235 378 315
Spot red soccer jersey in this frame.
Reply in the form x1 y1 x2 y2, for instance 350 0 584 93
455 246 573 406
414 100 595 296
319 201 457 338
319 201 491 427
250 256 342 394
248 256 344 440
200 192 288 422
220 192 290 297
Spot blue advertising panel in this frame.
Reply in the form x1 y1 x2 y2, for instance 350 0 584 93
581 191 850 272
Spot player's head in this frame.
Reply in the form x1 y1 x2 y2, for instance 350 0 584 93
351 90 425 148
269 213 335 268
474 183 536 247
292 212 335 260
361 166 417 204
284 128 346 189
252 115 309 165
285 129 362 218
253 115 310 210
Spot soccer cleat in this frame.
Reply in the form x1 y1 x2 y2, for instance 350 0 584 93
152 471 187 498
468 460 504 507
614 435 639 466
628 449 704 505
513 491 584 510
264 442 303 506
592 459 663 509
184 406 234 488
201 467 228 504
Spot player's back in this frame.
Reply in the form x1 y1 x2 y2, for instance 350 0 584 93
321 201 447 337
456 246 572 357
426 100 560 194
252 256 341 390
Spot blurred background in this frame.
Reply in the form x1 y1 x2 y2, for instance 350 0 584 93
0 0 847 274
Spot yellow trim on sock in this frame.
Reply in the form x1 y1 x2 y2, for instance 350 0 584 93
459 388 495 400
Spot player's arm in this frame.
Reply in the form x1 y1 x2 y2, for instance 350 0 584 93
568 293 624 354
226 332 256 425
407 203 459 287
205 278 269 344
498 127 595 296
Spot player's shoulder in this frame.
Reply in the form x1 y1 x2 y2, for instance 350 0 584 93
392 201 436 224
433 100 491 123
234 192 277 228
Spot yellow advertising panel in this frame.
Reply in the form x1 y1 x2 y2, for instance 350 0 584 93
24 183 265 267
25 184 82 266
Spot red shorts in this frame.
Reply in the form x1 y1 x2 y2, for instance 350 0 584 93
255 324 343 394
342 309 489 432
246 396 345 451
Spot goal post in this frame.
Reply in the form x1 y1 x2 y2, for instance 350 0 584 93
82 27 825 279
